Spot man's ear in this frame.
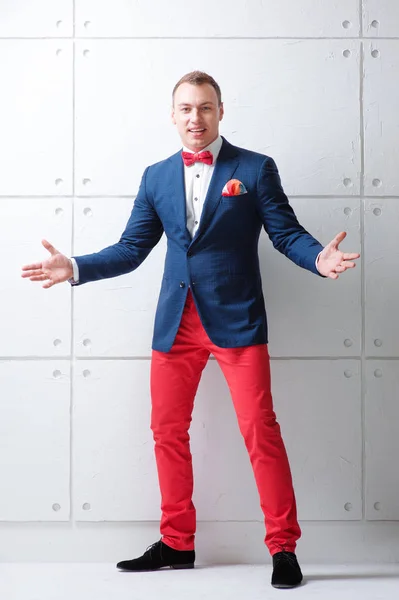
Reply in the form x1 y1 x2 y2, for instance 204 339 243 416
219 102 224 122
171 108 176 125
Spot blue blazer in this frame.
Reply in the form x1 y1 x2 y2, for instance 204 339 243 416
74 137 324 352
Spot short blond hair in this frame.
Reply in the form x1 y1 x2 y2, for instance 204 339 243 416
172 71 222 106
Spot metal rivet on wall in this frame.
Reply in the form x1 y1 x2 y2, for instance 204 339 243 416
342 21 352 30
53 339 62 347
83 207 93 217
373 207 382 217
374 369 383 378
344 339 353 348
374 339 383 348
52 503 61 511
371 49 380 59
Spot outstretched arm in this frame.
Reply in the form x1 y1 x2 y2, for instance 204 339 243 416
73 168 163 285
257 158 359 277
21 167 164 288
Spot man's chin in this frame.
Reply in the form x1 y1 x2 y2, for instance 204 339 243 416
190 137 206 145
191 135 212 147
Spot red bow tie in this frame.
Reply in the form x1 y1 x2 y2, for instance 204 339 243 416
182 150 213 167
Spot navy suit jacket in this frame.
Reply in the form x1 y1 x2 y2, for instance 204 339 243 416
74 137 324 352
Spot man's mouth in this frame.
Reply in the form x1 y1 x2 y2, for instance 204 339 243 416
189 128 205 133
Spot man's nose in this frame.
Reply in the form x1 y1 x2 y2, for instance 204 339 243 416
190 109 200 122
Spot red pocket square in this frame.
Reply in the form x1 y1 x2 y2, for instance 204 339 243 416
222 179 248 196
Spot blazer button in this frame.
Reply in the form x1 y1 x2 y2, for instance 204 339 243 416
180 281 185 288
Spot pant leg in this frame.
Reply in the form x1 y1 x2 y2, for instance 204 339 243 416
150 293 210 551
210 343 301 556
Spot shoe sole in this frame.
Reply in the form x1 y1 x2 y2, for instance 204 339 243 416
272 582 302 589
117 563 195 572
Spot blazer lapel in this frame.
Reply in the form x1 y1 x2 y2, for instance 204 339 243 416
190 138 239 246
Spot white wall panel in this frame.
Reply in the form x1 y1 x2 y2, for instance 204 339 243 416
262 198 361 357
273 359 362 520
365 361 399 520
75 39 361 196
0 40 73 196
73 358 361 521
76 0 360 38
0 0 73 38
0 198 72 357
364 41 399 196
363 0 399 38
192 359 360 521
364 199 399 357
191 361 262 521
73 359 251 522
73 198 166 357
0 361 70 521
73 360 159 521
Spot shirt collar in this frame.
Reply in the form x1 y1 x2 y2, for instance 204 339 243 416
182 135 223 165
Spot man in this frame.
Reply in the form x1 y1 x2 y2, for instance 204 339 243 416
22 71 360 589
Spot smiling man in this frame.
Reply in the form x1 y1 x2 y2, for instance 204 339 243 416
22 71 360 589
173 78 224 149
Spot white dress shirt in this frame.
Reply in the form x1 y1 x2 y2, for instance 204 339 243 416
183 135 223 238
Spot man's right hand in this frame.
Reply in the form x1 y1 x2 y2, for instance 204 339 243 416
21 239 73 289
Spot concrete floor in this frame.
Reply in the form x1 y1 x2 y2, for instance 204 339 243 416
1 563 399 600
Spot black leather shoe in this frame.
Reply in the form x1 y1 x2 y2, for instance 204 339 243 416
116 540 195 572
271 551 303 589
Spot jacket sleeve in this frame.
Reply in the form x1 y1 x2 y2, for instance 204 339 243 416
73 167 164 285
256 157 324 275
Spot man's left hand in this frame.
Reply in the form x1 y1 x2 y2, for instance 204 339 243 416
317 231 360 280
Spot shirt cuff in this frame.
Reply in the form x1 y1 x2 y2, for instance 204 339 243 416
315 251 322 273
68 257 79 285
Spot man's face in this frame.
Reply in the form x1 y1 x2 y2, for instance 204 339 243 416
172 82 224 151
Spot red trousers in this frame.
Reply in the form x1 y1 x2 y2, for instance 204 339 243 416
150 292 301 556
